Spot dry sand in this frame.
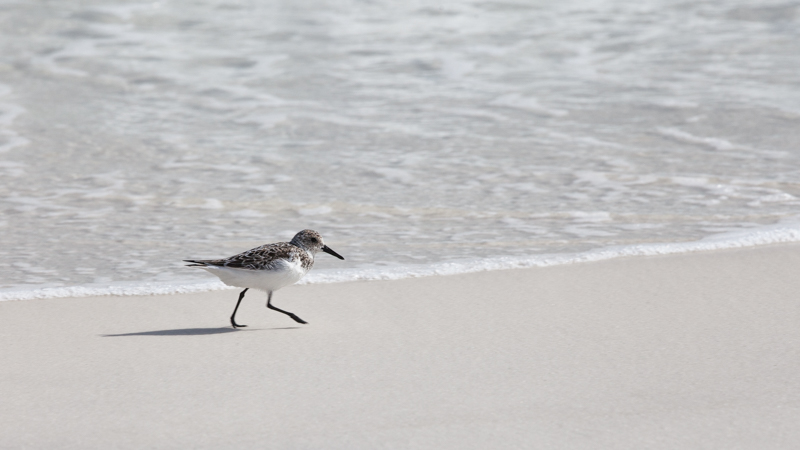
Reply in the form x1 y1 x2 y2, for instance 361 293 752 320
2 244 800 449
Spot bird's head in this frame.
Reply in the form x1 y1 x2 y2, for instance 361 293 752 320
290 229 344 260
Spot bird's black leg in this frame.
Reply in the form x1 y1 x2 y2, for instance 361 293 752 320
231 288 249 328
266 291 307 324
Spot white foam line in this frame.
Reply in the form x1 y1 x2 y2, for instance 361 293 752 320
300 220 800 284
657 127 737 151
0 281 233 302
3 219 800 302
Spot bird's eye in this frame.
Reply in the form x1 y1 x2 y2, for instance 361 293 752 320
310 238 318 243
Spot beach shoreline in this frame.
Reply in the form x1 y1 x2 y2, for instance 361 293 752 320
2 243 799 448
5 222 800 302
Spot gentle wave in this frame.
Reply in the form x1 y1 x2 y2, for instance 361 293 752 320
3 218 799 302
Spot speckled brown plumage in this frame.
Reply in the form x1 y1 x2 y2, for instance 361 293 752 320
185 242 314 271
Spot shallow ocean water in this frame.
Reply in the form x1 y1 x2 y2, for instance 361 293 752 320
1 0 799 297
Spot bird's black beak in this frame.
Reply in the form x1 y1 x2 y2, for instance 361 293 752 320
322 245 345 260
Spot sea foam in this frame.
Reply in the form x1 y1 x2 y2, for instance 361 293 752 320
3 218 799 302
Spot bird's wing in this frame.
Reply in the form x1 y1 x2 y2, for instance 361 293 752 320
185 242 300 270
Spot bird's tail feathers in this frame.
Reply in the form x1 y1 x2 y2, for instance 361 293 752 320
184 259 210 267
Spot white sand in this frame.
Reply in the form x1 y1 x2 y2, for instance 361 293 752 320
2 244 800 449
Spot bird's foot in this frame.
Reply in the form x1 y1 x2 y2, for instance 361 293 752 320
289 314 308 324
231 321 248 329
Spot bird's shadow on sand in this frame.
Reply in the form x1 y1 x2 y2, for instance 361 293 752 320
101 327 300 337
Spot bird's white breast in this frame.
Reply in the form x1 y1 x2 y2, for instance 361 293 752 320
202 257 309 292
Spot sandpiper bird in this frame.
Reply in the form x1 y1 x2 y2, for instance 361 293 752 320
184 229 344 328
